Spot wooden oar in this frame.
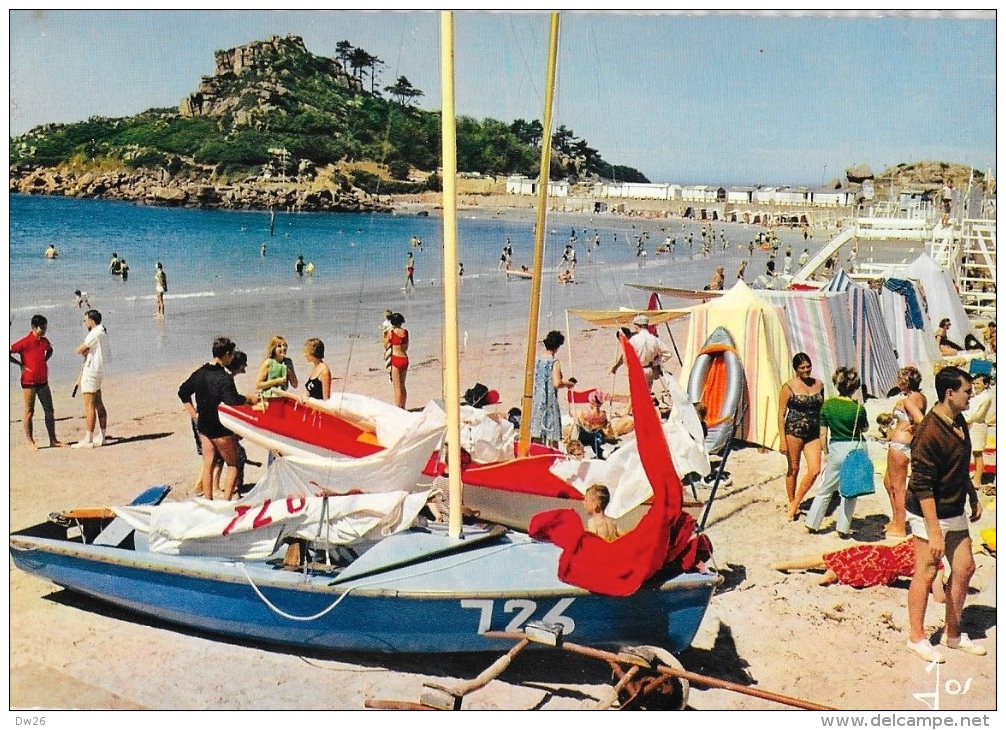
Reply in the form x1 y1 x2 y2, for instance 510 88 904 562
56 508 116 520
483 631 836 711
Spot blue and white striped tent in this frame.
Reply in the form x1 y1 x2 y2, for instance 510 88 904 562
822 269 901 398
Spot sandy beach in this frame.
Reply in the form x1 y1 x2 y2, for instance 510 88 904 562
8 207 996 713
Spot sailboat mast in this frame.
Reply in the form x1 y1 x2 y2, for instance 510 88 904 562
518 12 561 457
440 11 463 539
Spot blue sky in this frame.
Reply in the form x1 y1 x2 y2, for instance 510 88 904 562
8 9 996 185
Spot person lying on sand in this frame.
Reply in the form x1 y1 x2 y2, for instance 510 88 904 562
773 539 945 599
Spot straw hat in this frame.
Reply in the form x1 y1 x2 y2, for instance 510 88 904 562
632 314 649 328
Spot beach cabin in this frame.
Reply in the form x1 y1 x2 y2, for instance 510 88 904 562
591 182 616 198
758 281 899 400
775 187 811 206
757 288 857 397
753 187 778 204
722 186 757 205
624 182 674 200
811 189 855 207
506 176 536 196
589 182 677 200
506 176 568 197
681 185 718 203
548 181 569 198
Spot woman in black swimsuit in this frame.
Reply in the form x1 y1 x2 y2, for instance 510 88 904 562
302 338 331 401
778 352 825 521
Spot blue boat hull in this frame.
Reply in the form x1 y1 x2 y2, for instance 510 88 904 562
11 526 720 654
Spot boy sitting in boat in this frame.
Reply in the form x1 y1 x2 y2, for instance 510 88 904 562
584 484 621 543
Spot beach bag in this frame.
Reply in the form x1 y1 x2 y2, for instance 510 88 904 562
839 447 874 498
839 404 874 498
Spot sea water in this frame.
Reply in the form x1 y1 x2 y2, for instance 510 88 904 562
9 193 820 385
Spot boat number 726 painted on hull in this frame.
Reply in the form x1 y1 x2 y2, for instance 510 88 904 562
460 598 576 634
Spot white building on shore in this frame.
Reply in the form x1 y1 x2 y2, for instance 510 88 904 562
720 186 758 204
505 174 858 210
591 182 679 200
811 188 856 206
680 184 718 202
505 175 568 197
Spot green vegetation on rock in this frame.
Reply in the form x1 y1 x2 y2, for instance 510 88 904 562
10 34 648 200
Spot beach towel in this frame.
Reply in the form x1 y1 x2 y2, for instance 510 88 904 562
530 333 710 596
883 279 925 330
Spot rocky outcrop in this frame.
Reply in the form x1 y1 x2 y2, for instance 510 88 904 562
179 35 361 121
9 164 390 214
875 160 984 189
845 164 874 184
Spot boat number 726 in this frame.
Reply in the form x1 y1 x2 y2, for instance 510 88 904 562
460 598 576 634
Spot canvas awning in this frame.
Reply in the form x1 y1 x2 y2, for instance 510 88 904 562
567 308 691 327
625 283 724 301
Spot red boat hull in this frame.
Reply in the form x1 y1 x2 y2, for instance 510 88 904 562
218 400 384 459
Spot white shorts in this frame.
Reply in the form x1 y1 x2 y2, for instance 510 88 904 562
156 284 165 294
79 372 103 394
906 512 969 541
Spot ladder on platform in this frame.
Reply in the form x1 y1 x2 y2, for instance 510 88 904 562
940 219 997 320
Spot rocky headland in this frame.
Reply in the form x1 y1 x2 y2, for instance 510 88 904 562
8 163 391 213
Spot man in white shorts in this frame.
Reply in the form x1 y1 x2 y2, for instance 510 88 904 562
72 309 111 448
905 366 984 662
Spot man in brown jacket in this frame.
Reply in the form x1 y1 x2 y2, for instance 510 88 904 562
905 366 984 662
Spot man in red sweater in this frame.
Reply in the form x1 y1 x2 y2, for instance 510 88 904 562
9 314 64 450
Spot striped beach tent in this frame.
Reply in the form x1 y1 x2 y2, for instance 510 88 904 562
756 287 858 398
879 277 942 378
821 269 900 398
678 280 791 450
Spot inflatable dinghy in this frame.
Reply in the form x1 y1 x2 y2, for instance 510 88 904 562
686 326 745 455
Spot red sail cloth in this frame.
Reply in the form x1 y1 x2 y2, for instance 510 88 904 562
529 333 710 596
646 292 660 335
